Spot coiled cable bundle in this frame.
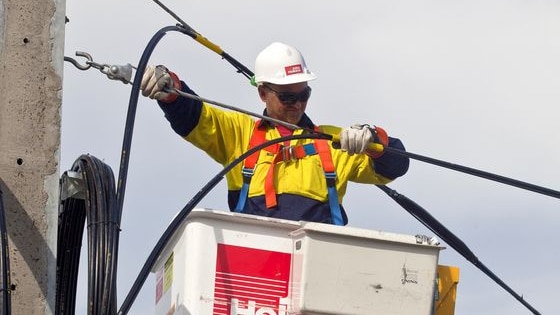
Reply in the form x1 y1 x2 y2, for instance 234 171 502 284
56 154 121 315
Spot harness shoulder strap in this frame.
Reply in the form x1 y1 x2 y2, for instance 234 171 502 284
235 120 276 211
314 128 343 225
235 123 344 225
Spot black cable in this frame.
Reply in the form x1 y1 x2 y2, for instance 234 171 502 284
384 146 560 200
117 132 329 315
377 185 541 315
0 187 12 315
55 154 120 315
55 196 85 315
115 25 189 219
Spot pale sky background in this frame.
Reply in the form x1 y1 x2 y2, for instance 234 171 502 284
61 1 560 314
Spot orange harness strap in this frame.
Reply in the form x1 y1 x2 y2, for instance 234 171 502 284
235 121 343 225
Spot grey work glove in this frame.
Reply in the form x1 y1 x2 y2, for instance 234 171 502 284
140 65 176 101
339 124 374 155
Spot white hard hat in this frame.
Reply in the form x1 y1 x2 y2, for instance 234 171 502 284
254 42 317 85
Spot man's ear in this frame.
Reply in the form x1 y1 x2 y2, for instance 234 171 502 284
257 85 267 102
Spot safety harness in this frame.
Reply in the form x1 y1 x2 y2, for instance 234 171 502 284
234 121 344 225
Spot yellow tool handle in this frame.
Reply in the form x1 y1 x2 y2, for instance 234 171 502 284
194 33 224 55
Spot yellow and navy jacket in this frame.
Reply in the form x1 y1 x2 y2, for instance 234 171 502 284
158 81 409 225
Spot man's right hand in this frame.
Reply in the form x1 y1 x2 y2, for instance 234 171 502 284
140 65 179 102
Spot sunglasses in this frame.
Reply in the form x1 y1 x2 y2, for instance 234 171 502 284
263 84 312 105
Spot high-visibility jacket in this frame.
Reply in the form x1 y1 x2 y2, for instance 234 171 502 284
235 120 348 225
158 82 409 225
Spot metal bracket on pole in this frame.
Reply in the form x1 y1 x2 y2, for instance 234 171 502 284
60 171 85 201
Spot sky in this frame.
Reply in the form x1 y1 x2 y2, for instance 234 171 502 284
61 1 560 314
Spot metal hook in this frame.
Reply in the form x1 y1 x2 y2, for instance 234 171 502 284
63 51 93 70
63 50 135 84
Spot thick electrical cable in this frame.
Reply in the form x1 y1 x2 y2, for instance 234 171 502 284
0 188 12 315
117 132 330 315
55 154 120 315
115 25 189 217
383 146 560 200
55 196 85 315
377 185 541 315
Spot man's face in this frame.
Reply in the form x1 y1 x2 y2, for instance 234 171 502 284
258 82 311 125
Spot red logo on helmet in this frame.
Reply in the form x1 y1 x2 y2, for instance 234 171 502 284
284 64 303 76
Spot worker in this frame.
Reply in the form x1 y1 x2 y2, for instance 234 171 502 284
140 42 409 225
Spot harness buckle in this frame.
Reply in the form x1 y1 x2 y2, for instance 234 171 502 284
281 145 296 162
324 171 337 186
241 167 254 177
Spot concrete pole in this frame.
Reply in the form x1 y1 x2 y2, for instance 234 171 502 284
0 0 65 313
